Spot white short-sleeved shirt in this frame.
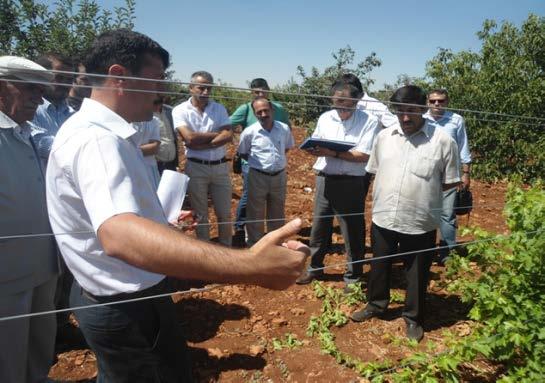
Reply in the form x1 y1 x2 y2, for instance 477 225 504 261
357 93 398 129
312 109 380 176
133 117 161 166
424 110 471 164
366 121 461 234
238 121 294 172
46 99 166 296
171 98 231 161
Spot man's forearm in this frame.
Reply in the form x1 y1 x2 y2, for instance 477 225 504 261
210 128 233 147
337 150 369 163
140 141 160 156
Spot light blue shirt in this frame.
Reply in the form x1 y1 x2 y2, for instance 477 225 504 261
424 110 471 164
238 120 294 173
31 98 75 164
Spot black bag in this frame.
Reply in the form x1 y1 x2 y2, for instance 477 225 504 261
455 188 473 215
232 152 242 174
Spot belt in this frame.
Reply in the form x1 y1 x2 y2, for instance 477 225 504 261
188 157 228 165
81 277 168 304
251 167 285 176
317 172 363 180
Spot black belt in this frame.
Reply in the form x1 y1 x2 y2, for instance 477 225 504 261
317 172 363 180
251 167 285 176
81 277 168 304
188 157 228 165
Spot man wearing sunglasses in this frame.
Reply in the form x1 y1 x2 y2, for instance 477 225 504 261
424 89 471 265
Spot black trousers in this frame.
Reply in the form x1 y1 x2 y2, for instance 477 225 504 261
366 223 435 325
71 278 193 383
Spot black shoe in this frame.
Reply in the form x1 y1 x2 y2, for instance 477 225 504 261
350 307 381 322
405 322 424 342
295 272 321 285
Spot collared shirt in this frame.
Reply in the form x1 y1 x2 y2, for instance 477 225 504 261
238 120 294 172
366 121 461 234
0 111 58 294
357 93 398 129
424 110 471 164
46 98 165 296
171 98 231 161
312 109 380 176
31 98 75 163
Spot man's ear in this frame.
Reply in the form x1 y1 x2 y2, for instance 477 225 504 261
108 64 127 83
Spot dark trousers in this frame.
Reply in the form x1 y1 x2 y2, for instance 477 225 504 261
308 174 370 283
366 223 435 325
71 278 193 383
158 160 178 175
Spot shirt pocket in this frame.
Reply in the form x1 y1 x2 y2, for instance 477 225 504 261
409 152 440 180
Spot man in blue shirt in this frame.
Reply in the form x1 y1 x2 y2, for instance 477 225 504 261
230 78 291 246
424 89 471 264
31 53 75 164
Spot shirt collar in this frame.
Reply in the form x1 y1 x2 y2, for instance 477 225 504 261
42 97 72 114
391 120 432 138
424 110 452 123
79 98 137 139
0 110 19 129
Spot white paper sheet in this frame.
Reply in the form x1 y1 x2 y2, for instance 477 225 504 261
157 170 190 223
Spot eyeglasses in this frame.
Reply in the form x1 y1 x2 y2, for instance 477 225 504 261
428 99 446 104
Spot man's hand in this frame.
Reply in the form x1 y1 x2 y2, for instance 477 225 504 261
170 210 197 231
248 218 310 290
305 146 336 157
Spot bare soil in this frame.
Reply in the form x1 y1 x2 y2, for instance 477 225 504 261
48 127 508 382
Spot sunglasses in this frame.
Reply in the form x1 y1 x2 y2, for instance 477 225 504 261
428 99 447 104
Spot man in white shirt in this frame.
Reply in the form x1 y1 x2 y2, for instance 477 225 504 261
238 97 295 246
350 85 460 342
0 56 59 383
46 29 309 382
172 71 233 246
340 73 398 129
424 89 472 265
296 81 380 287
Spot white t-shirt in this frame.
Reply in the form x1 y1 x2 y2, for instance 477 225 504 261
133 116 161 166
46 99 165 296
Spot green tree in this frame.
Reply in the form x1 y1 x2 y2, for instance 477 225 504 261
425 14 545 181
275 45 381 129
0 0 136 61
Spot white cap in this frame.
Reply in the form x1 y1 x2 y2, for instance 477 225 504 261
0 56 53 84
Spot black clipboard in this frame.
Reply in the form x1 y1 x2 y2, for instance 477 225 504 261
299 137 356 152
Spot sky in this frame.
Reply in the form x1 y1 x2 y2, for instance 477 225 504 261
67 1 545 90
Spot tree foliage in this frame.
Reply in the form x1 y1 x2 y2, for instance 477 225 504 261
274 45 381 128
0 0 136 61
425 14 545 181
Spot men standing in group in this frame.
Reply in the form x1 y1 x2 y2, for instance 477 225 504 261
31 53 75 164
0 56 59 383
46 29 309 381
238 97 294 246
296 80 380 287
351 85 460 342
172 71 233 246
424 89 471 264
230 78 291 244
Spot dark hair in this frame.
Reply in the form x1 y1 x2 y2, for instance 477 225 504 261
330 81 361 100
36 53 74 70
390 85 427 106
85 29 170 85
251 96 272 112
428 88 449 99
250 78 269 90
337 73 363 97
190 71 213 83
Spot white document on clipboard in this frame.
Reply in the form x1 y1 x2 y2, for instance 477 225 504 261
157 170 190 223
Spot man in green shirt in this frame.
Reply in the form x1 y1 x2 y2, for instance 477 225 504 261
230 78 290 245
